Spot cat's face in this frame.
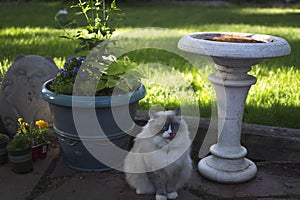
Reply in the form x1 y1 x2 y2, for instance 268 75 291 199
148 108 181 140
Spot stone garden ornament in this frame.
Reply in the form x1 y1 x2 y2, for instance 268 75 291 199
0 55 57 136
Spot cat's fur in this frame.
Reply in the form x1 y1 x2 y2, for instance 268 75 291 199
124 108 192 200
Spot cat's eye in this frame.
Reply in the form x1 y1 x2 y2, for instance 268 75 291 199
162 125 169 131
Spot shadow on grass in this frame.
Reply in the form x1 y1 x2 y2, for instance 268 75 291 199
244 104 300 129
121 4 300 29
1 2 300 29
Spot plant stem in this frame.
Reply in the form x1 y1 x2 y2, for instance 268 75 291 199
103 0 106 22
79 0 92 27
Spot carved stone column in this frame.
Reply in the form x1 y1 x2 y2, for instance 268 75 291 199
198 64 257 183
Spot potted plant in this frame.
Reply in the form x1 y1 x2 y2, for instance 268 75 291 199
17 118 50 161
0 133 9 165
7 134 33 173
41 0 146 171
34 120 50 159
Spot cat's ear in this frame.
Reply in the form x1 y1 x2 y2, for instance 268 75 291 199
174 107 181 116
149 110 157 119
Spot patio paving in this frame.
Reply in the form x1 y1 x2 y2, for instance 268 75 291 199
0 141 299 200
1 112 300 200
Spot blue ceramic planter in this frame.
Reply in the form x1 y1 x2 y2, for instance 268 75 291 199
41 80 146 171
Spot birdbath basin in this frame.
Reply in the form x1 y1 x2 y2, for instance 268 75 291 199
178 32 291 183
179 32 291 67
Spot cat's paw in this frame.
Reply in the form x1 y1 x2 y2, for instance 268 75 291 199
135 185 155 195
136 189 143 195
155 194 167 200
167 192 178 199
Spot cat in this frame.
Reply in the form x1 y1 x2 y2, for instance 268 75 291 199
123 107 192 200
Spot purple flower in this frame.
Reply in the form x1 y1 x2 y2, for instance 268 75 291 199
63 62 68 69
73 67 79 73
63 71 68 77
51 78 56 82
67 56 77 63
57 69 64 74
78 57 84 64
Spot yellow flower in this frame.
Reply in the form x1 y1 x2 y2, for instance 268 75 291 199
35 120 49 129
18 118 23 123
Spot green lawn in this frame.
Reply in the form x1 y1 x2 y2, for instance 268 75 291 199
0 2 299 128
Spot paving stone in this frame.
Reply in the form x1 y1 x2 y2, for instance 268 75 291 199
1 115 300 200
50 156 77 178
0 147 58 200
38 169 201 200
189 162 300 199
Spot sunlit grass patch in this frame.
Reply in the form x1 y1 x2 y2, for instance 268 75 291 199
245 65 300 127
0 27 76 60
0 58 11 78
0 2 300 128
248 66 300 108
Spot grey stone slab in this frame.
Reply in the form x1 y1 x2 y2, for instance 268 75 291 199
0 164 40 200
0 146 58 200
190 162 300 199
38 164 201 200
50 156 77 178
2 111 299 200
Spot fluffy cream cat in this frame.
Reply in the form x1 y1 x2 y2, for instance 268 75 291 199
124 108 192 200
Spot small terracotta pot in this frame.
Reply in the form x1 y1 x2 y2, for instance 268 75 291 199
39 143 49 159
32 145 39 161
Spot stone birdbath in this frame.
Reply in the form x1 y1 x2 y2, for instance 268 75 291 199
178 32 291 183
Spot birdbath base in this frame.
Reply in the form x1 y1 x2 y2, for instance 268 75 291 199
198 155 257 183
197 65 258 183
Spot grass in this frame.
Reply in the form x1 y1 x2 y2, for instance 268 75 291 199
0 2 299 128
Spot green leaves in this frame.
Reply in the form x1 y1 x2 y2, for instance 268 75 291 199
50 56 85 95
8 134 32 151
53 1 140 96
110 0 117 9
96 56 142 94
56 0 125 57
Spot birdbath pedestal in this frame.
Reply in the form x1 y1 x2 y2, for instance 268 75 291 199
178 32 291 183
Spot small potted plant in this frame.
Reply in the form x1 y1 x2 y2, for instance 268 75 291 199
7 134 33 173
34 119 50 159
41 0 146 171
0 133 9 165
17 118 50 161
